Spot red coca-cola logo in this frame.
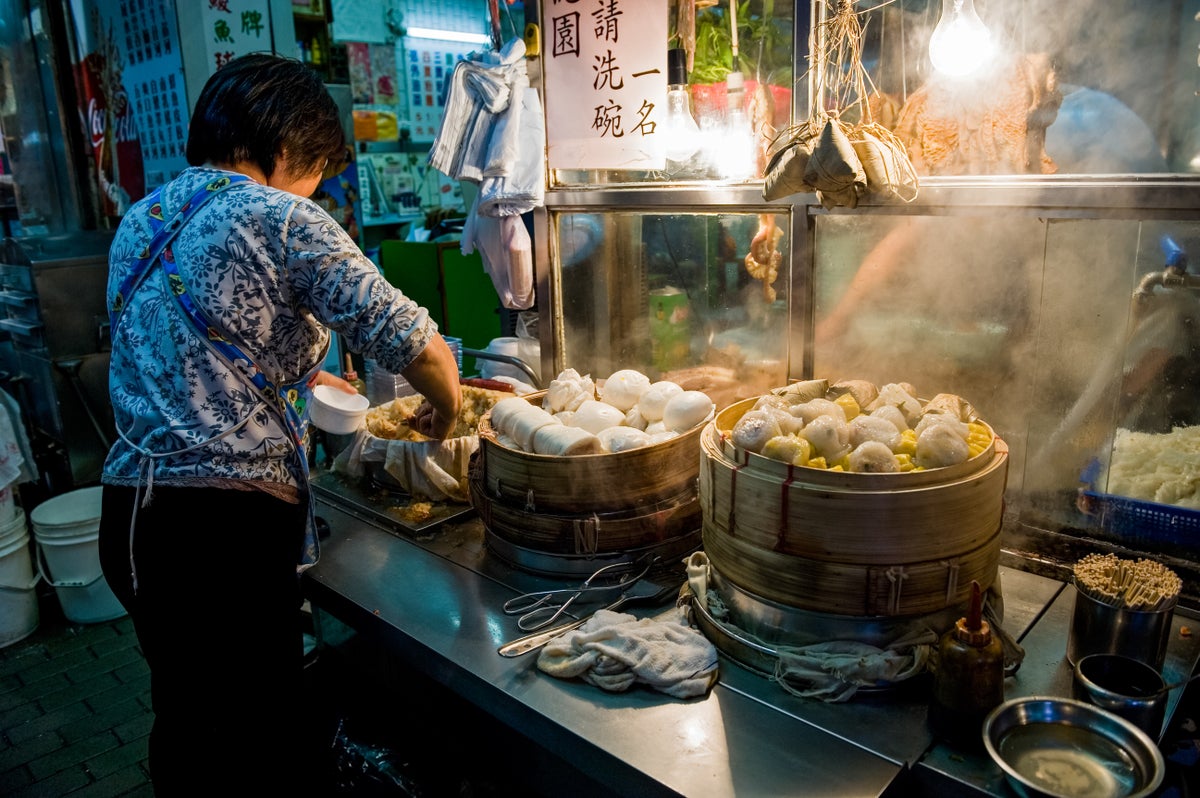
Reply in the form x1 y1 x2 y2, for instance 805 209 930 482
87 95 139 150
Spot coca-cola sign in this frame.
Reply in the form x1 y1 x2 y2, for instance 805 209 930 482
74 21 145 219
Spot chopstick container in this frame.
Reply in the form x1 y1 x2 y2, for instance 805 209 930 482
1067 581 1174 670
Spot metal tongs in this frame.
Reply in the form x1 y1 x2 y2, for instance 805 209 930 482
502 556 655 631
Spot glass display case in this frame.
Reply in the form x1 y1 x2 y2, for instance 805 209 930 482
532 0 1200 603
545 199 795 410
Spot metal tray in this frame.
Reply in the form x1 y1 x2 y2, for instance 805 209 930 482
310 469 475 536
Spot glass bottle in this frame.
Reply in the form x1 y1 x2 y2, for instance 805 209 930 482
930 580 1005 746
343 353 366 396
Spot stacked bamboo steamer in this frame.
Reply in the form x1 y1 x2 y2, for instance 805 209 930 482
470 391 704 576
700 385 1009 619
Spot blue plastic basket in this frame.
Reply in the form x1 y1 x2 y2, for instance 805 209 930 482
1077 489 1200 547
1077 457 1200 546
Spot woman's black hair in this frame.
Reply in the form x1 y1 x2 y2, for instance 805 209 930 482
185 53 345 179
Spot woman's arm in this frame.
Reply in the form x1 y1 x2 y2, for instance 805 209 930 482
402 335 463 440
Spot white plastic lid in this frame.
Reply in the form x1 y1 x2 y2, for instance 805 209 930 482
30 486 104 527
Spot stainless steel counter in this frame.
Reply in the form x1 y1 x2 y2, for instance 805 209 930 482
305 481 1200 797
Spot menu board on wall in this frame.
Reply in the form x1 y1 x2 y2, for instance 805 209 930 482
117 0 189 190
403 38 476 144
542 0 668 170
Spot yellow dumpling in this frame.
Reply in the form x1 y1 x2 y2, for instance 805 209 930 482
832 392 861 421
760 434 812 466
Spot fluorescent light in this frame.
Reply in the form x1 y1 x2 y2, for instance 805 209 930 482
406 27 491 45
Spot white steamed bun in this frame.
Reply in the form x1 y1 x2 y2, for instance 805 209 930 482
599 369 652 412
800 414 851 461
915 423 970 469
790 398 846 425
848 414 903 452
637 381 684 422
848 441 899 473
573 399 626 434
597 426 652 453
662 390 715 432
732 410 783 453
543 368 596 413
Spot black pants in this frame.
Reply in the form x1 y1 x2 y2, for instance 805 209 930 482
98 485 326 797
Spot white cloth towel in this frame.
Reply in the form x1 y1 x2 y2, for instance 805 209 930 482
683 550 1022 702
477 84 545 217
687 549 933 702
332 429 478 502
772 631 935 703
537 606 719 699
0 389 35 486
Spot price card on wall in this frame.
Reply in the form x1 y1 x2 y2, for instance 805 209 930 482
542 0 668 170
403 39 475 144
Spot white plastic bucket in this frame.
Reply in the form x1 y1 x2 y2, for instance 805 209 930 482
0 481 15 527
31 487 126 624
0 511 39 647
0 499 24 548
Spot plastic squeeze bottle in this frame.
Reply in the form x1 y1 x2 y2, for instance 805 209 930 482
343 353 367 396
930 580 1005 745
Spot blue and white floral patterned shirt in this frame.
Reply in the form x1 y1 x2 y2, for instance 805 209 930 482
103 166 437 498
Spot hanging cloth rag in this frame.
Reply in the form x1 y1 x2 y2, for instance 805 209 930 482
477 79 545 216
0 389 35 486
110 174 327 589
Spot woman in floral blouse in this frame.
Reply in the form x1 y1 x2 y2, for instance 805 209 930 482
97 53 461 796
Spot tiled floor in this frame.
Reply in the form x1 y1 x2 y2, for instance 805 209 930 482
0 586 152 798
0 584 552 798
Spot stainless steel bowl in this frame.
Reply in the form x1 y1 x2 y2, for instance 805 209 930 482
983 697 1164 798
1073 654 1168 740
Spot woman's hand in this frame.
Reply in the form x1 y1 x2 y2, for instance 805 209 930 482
409 401 456 439
308 370 359 395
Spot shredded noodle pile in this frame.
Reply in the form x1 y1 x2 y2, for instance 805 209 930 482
1101 425 1200 509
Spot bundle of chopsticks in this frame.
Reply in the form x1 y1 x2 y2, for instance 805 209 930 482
1073 553 1182 611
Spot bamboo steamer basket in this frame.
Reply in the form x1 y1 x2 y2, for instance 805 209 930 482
700 397 1009 617
471 391 704 565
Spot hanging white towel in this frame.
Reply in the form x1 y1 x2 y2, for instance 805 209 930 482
428 38 526 182
0 389 35 485
478 84 545 217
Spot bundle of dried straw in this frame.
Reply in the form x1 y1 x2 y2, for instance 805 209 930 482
1073 553 1182 612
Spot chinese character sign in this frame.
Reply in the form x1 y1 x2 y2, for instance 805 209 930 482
543 0 668 170
201 0 274 71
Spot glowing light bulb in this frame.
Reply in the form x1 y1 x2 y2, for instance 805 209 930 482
716 71 755 179
664 86 702 162
928 0 996 78
662 49 701 165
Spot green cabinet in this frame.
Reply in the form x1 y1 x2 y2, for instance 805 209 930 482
379 241 502 375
